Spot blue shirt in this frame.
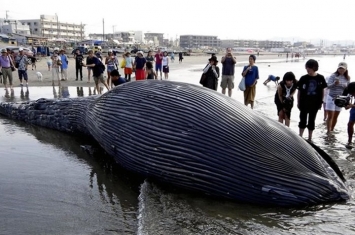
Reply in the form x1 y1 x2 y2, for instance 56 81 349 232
243 65 259 87
269 75 276 81
60 54 68 69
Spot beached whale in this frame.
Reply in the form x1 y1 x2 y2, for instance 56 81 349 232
0 80 349 206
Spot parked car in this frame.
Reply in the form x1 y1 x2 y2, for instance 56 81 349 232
5 46 34 58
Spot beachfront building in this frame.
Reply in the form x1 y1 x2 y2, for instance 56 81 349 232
179 35 221 49
0 19 31 35
88 31 142 44
18 15 85 41
144 32 164 46
221 39 291 49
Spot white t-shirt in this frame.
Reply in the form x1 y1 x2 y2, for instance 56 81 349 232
162 56 168 66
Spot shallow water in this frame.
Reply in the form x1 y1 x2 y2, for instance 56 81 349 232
1 55 355 235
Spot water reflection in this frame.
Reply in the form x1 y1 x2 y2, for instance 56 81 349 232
0 119 140 234
52 85 70 98
20 86 30 100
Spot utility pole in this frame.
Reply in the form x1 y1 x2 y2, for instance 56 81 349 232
112 25 115 39
102 18 105 41
80 22 83 41
5 10 9 19
55 13 59 38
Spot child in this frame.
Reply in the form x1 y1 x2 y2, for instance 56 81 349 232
162 51 169 79
46 56 52 71
274 72 297 127
263 75 280 85
145 61 157 79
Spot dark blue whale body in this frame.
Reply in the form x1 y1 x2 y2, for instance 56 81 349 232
0 81 349 206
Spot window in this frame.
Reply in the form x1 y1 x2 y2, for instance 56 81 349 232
34 22 37 25
35 28 38 32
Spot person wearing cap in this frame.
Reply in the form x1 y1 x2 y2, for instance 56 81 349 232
242 54 259 109
105 49 118 87
0 48 16 89
133 51 146 80
51 51 62 85
15 48 29 86
201 55 220 90
123 52 134 81
296 59 327 142
325 62 351 134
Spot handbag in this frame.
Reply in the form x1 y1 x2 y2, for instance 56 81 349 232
8 56 15 71
238 77 246 91
199 73 207 85
120 59 126 68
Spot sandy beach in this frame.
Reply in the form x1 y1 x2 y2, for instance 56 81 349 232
1 53 285 89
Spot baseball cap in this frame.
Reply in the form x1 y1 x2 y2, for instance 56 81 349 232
338 62 347 70
1 48 6 53
137 51 143 55
19 47 24 51
108 49 113 53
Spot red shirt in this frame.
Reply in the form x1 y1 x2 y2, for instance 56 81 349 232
155 53 163 64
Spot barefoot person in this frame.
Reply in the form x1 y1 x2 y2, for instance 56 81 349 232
325 62 350 134
242 55 259 109
274 72 297 127
297 59 327 142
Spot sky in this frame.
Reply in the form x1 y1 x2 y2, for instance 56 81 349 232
1 0 354 44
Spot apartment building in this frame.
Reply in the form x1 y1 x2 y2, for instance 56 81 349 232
221 39 291 49
179 35 221 48
19 15 85 41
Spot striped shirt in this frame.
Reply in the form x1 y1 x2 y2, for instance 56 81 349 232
327 73 349 98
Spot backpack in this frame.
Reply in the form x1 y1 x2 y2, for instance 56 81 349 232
99 61 105 72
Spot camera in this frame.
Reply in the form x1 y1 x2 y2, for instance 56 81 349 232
334 95 351 107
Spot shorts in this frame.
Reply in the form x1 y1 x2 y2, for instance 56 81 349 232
93 73 105 84
18 70 28 81
163 65 169 73
350 108 355 122
124 67 133 75
325 95 342 112
155 64 162 71
107 66 115 73
220 75 235 89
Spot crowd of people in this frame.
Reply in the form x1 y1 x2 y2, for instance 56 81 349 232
200 47 354 146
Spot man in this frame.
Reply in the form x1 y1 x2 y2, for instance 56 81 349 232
0 48 15 89
74 49 83 81
220 48 237 97
110 69 126 86
154 49 163 79
83 50 110 94
15 48 28 86
343 82 355 148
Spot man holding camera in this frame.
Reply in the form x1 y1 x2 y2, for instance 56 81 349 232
343 82 355 148
220 48 236 97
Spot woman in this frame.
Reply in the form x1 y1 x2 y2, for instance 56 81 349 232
145 61 157 80
146 51 154 64
123 52 133 81
274 72 297 127
297 59 327 141
325 62 350 134
134 51 146 80
241 55 259 109
105 50 118 87
202 56 219 90
162 51 169 79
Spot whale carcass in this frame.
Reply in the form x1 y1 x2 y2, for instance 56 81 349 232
0 81 349 206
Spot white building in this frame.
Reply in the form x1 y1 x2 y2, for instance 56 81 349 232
0 19 30 35
19 15 85 41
